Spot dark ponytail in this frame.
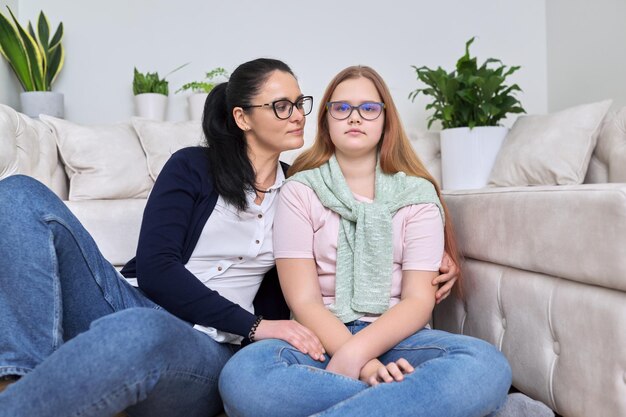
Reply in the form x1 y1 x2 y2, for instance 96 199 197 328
202 58 294 211
202 82 253 211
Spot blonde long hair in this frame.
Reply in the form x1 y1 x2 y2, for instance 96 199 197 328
290 65 463 296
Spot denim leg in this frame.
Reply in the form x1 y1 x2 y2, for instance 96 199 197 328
312 328 512 417
220 327 511 417
0 308 233 417
219 339 367 417
0 175 155 378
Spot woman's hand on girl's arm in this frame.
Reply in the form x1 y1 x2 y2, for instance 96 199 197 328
253 319 326 361
433 251 458 304
359 358 415 386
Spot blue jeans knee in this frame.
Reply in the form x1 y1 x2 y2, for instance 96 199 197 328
0 175 55 209
89 308 189 365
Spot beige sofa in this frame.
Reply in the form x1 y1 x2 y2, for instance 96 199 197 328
413 104 626 417
2 101 625 417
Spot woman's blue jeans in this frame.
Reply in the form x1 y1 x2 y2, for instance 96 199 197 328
0 175 234 417
220 321 512 417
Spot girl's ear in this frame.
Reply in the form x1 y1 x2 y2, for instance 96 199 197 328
233 107 251 131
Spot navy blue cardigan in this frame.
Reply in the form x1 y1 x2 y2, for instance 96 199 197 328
121 147 289 337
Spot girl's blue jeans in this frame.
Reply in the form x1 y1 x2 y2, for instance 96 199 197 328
0 175 233 417
219 320 512 417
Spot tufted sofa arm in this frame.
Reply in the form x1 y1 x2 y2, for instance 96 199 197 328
444 184 626 290
0 104 68 198
434 184 626 417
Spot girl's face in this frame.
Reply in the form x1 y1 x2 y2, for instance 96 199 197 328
326 76 385 159
240 70 307 155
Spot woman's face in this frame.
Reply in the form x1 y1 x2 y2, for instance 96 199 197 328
326 76 385 159
240 70 306 155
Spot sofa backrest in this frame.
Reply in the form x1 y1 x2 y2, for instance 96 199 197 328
406 128 443 187
408 107 626 188
2 103 626 201
0 104 203 201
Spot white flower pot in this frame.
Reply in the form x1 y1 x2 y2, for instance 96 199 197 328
134 93 167 120
440 126 508 190
188 93 208 121
20 91 64 118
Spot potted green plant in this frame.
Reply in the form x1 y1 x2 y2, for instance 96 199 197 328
409 37 525 190
176 67 229 120
133 63 187 120
0 7 65 118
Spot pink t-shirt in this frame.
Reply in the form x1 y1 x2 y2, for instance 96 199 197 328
273 181 444 321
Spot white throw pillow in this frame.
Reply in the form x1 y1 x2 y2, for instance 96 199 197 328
488 100 612 186
407 128 442 188
591 107 626 183
41 115 153 200
132 118 203 180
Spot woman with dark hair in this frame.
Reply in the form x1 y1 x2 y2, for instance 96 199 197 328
0 58 324 417
218 65 511 417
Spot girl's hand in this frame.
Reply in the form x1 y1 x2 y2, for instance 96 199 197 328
359 358 415 386
253 319 326 361
433 251 459 304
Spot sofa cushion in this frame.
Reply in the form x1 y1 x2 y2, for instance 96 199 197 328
65 199 147 267
587 106 626 183
488 100 612 187
41 116 153 201
132 117 203 180
408 129 443 188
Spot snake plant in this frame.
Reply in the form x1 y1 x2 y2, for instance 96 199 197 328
0 7 64 91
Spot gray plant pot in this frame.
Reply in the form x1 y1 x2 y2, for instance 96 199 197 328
20 91 65 119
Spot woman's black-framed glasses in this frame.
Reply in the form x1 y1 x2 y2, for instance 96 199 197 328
326 101 385 121
241 96 313 120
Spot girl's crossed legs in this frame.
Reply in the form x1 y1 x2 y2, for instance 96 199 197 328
219 322 511 417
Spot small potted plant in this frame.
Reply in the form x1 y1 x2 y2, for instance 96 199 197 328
133 63 187 120
176 67 229 120
0 7 65 118
409 37 525 190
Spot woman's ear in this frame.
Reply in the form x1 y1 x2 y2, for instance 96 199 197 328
233 107 251 131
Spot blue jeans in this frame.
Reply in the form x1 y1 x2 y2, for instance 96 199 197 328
219 321 512 417
0 175 234 417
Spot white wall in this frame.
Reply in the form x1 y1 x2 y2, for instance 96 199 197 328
546 0 626 112
14 0 547 159
0 0 21 109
